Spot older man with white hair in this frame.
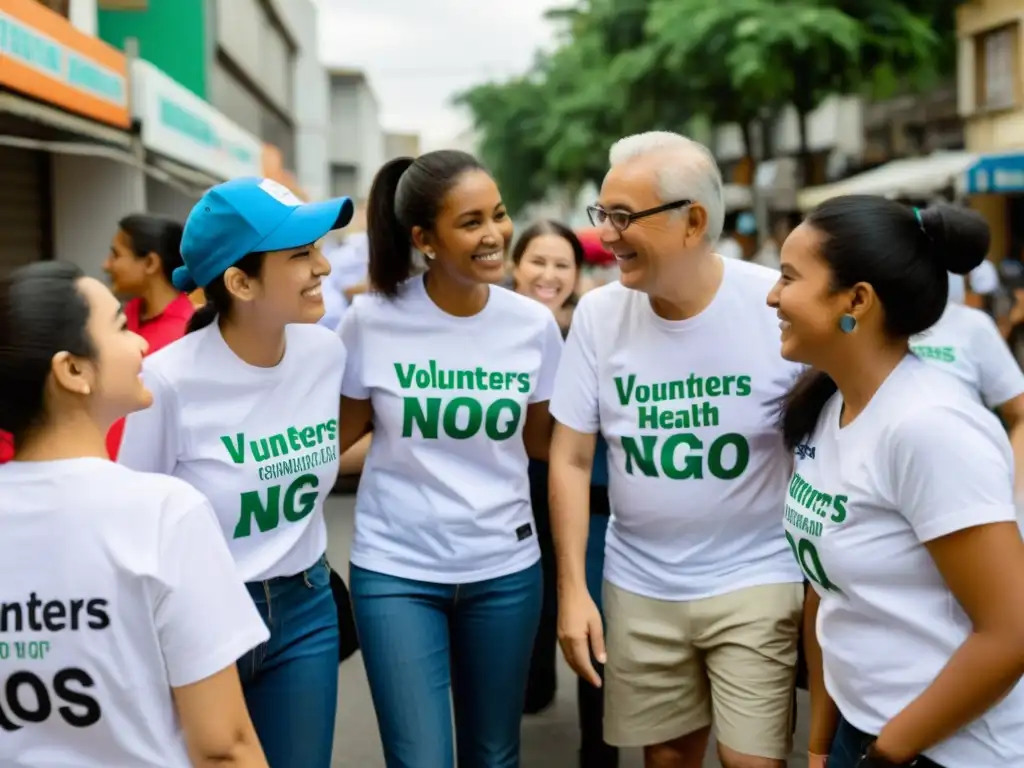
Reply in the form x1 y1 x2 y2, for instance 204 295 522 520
548 131 805 768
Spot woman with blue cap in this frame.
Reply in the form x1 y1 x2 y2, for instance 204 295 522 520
118 177 355 768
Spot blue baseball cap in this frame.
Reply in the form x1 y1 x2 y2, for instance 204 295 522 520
174 177 355 291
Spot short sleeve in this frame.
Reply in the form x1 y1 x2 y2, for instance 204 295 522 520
893 405 1016 543
117 366 180 475
338 302 369 399
970 313 1024 408
548 299 600 433
154 495 269 688
529 314 565 403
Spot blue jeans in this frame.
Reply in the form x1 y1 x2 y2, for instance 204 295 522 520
238 554 340 768
351 561 543 768
828 717 944 768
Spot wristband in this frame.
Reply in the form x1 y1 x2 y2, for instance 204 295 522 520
856 741 919 767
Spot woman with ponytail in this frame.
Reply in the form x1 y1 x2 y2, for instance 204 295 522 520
769 196 1024 767
117 177 355 768
336 151 563 767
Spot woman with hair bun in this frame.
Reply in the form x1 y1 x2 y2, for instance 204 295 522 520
768 197 1024 767
0 262 269 767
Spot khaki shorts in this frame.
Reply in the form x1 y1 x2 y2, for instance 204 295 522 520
603 580 803 758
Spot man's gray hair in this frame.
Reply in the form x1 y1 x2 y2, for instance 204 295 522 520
608 131 725 243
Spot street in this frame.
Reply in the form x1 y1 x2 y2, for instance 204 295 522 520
325 492 811 767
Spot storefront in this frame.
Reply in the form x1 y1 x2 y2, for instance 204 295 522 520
797 151 977 211
132 58 263 220
0 0 131 275
964 152 1024 263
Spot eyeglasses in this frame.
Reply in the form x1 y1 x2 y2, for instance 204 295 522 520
586 199 693 232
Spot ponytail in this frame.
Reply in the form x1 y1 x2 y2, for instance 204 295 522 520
368 157 416 297
186 301 218 333
779 369 838 451
366 150 486 298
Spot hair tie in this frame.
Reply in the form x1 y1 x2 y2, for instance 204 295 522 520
912 207 930 238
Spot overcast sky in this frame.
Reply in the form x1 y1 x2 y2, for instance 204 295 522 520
315 0 562 149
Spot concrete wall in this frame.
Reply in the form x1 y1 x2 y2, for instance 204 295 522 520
52 155 145 279
276 0 329 200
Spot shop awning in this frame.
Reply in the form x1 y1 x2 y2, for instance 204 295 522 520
964 151 1024 195
797 151 977 211
0 134 212 199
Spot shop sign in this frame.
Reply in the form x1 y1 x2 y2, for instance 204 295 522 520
966 152 1024 195
133 58 263 181
0 0 129 127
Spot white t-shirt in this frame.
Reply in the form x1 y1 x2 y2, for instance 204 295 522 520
339 275 564 583
911 302 1024 409
784 356 1024 766
0 459 268 768
118 323 345 582
550 258 805 601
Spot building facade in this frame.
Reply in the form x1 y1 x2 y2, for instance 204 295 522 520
958 0 1024 261
96 0 328 197
327 68 386 203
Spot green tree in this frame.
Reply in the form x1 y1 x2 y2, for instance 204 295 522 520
455 75 552 216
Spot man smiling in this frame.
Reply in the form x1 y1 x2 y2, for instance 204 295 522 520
548 131 805 768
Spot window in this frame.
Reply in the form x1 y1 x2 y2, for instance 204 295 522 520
976 24 1018 110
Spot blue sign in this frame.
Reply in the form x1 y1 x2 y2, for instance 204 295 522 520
966 152 1024 194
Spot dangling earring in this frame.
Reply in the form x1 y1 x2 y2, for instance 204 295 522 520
424 251 435 261
839 314 857 333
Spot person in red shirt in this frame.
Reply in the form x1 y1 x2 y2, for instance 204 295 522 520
103 213 193 459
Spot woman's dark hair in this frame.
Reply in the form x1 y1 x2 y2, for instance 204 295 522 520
511 220 585 268
781 197 990 450
185 252 266 333
0 261 93 441
367 150 486 296
118 213 184 284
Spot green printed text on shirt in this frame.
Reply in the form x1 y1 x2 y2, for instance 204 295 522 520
616 372 753 480
396 361 529 441
911 344 956 364
220 419 339 539
785 471 846 593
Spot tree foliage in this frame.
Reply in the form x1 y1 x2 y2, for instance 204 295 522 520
456 0 958 214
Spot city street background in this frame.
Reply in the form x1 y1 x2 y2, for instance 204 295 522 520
325 492 811 767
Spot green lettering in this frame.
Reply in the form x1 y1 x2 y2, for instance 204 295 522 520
402 397 441 438
220 433 246 464
735 375 752 396
443 397 483 439
517 372 531 393
831 495 848 524
484 398 521 440
234 486 281 538
659 433 703 479
614 375 636 406
489 371 504 390
394 363 416 389
707 432 749 479
785 531 841 593
282 474 320 522
621 435 658 476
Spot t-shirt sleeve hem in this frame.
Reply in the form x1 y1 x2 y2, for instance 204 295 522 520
984 380 1024 409
549 403 599 434
913 503 1017 543
166 624 270 689
340 384 370 399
